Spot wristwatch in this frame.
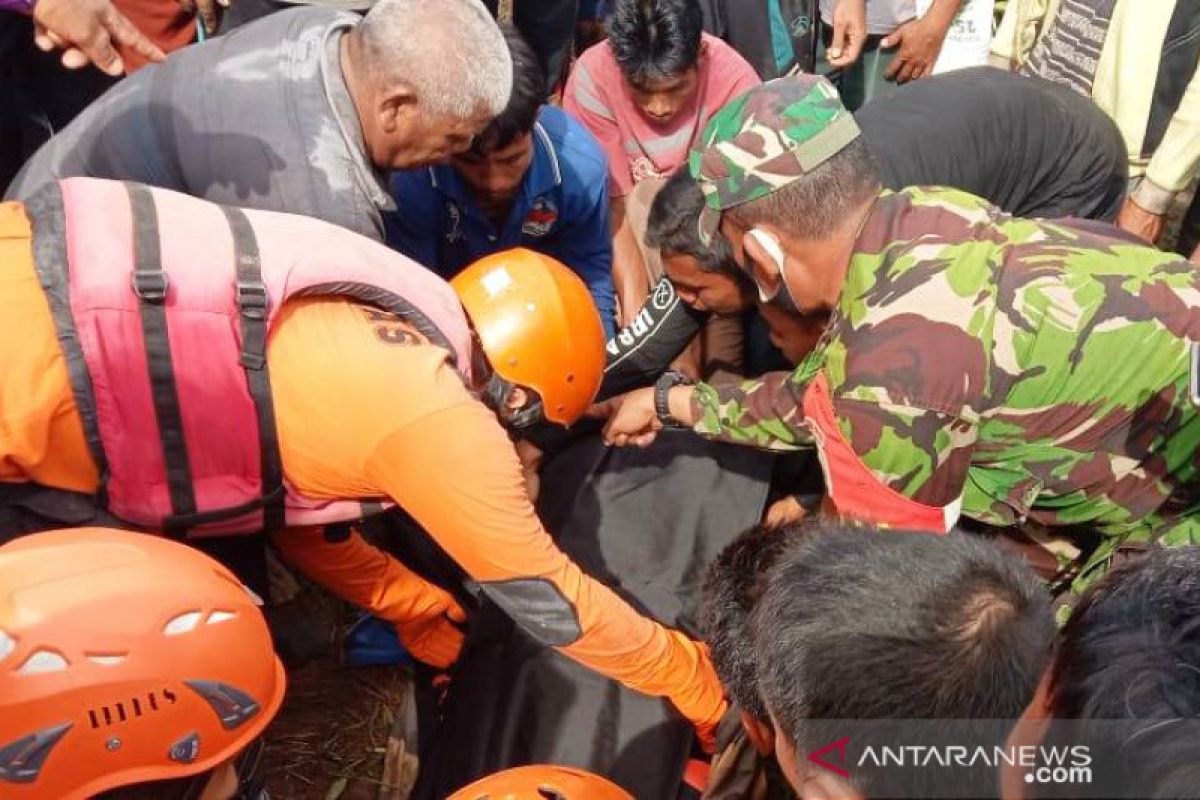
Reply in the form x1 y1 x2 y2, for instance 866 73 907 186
654 371 693 429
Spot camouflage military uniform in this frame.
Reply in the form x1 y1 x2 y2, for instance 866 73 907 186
688 77 1200 594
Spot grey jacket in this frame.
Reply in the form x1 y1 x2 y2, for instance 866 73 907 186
6 7 393 240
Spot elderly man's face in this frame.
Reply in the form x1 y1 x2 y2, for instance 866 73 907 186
628 68 699 127
380 105 495 171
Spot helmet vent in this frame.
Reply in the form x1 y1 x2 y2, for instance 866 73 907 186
87 690 178 729
86 653 127 666
206 610 237 625
164 611 203 636
538 790 567 799
0 628 14 662
16 649 67 675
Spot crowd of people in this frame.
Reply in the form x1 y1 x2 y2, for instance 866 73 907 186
0 0 1198 798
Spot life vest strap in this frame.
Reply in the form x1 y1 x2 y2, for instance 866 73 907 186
125 182 197 536
220 204 286 533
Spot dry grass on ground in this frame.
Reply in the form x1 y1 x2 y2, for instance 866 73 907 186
264 656 414 800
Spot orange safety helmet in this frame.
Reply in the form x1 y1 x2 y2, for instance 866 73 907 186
0 528 286 799
452 248 606 426
448 765 634 800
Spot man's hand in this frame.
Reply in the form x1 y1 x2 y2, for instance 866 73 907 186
602 387 661 447
394 584 467 670
882 9 955 83
827 0 867 68
1117 196 1166 245
616 268 651 328
32 0 165 76
610 195 652 327
178 0 230 37
763 494 809 527
585 396 622 420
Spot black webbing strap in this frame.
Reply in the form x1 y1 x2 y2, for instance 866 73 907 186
219 204 287 533
124 182 197 535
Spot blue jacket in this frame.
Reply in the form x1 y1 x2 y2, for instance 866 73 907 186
386 106 616 336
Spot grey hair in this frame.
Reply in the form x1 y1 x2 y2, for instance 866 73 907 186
358 0 512 119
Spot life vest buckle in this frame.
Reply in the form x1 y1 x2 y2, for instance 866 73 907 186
235 280 269 320
131 270 169 303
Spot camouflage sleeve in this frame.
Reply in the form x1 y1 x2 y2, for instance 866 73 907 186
690 370 816 452
690 317 982 507
690 372 978 504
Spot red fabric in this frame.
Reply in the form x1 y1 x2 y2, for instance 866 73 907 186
683 758 711 792
803 371 953 533
112 0 196 72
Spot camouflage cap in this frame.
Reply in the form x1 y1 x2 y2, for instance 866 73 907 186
689 75 860 244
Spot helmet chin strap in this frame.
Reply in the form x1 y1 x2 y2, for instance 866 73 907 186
484 373 545 433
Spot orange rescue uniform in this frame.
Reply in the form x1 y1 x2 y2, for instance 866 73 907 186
0 203 725 741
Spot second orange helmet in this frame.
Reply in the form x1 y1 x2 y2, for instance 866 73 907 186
452 249 606 426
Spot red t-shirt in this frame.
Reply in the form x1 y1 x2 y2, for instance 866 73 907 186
563 33 761 197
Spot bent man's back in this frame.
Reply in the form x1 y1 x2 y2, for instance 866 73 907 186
858 67 1128 221
5 7 390 240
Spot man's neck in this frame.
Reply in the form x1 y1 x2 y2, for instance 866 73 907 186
788 193 880 310
477 195 516 231
339 31 373 161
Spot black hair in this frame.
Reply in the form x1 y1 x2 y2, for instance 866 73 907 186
607 0 703 86
726 138 881 240
645 168 741 276
700 524 791 722
753 522 1055 797
94 774 206 799
470 25 545 156
1036 547 1200 799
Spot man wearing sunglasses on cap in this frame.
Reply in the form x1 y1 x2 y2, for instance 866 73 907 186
604 75 1200 598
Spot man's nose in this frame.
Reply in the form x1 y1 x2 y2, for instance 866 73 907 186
646 95 672 117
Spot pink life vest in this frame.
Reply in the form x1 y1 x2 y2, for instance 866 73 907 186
26 178 474 537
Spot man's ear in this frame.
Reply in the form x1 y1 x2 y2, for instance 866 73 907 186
741 226 787 301
1001 668 1054 800
378 83 418 134
505 385 530 412
796 768 865 800
741 710 776 756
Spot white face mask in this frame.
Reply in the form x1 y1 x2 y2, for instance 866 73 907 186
747 228 804 314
